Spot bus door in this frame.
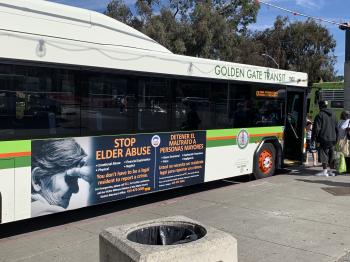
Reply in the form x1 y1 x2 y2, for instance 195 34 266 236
284 89 306 164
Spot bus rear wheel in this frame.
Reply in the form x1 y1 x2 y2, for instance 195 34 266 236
254 143 276 179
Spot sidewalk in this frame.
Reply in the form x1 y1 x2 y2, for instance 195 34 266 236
1 166 350 262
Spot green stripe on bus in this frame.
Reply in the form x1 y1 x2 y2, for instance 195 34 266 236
246 126 283 135
207 129 235 138
206 136 280 148
15 156 31 168
0 156 31 170
249 137 267 143
0 158 13 170
206 127 283 148
207 126 283 138
207 139 236 148
0 140 31 154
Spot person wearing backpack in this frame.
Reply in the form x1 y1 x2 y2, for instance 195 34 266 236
311 101 338 176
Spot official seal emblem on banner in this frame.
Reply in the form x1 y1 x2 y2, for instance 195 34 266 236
151 135 161 147
237 129 249 149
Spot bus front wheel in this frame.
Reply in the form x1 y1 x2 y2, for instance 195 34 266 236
254 143 276 179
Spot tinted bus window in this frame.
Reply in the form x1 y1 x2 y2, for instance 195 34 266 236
211 82 231 129
81 72 137 135
0 64 80 140
331 101 343 108
174 80 211 131
229 84 251 128
229 84 285 128
137 77 171 132
253 87 285 127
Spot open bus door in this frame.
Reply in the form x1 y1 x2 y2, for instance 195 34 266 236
284 89 306 165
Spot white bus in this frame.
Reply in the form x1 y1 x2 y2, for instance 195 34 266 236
0 0 308 224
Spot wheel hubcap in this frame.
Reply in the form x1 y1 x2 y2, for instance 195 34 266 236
259 150 273 174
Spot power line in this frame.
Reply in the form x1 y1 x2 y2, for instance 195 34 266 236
256 0 350 29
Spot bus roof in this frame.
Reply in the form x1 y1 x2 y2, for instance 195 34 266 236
0 0 308 87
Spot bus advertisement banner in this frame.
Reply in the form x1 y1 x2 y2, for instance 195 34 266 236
30 131 206 217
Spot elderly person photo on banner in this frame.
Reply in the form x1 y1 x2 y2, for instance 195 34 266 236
31 138 94 217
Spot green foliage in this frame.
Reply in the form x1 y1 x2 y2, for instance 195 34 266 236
285 19 336 83
104 1 337 82
253 16 337 83
105 0 259 60
143 8 189 54
104 0 133 25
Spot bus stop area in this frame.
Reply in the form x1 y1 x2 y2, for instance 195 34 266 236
1 166 350 262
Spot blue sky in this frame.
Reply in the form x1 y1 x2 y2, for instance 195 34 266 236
49 0 350 76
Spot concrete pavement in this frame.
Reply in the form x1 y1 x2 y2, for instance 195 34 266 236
1 167 350 262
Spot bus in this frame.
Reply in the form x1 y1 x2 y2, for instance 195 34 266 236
0 0 308 224
308 81 344 120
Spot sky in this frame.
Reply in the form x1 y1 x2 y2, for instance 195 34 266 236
48 0 350 76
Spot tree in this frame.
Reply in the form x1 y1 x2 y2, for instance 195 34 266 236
215 0 259 33
234 32 265 65
104 0 260 60
143 8 189 54
105 0 133 25
104 0 337 83
187 0 259 59
253 17 336 83
284 19 336 83
336 75 344 82
254 16 288 69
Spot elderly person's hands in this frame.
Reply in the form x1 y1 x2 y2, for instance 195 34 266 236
66 158 94 184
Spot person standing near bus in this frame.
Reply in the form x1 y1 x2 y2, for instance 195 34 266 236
337 111 350 171
305 115 318 166
312 101 338 176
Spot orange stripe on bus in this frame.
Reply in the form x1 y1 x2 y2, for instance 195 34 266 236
0 152 32 158
207 136 236 141
249 132 283 138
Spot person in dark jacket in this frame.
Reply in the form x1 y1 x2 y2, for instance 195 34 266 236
312 100 338 176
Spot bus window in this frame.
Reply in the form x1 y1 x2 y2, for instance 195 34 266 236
0 65 81 140
229 84 252 128
81 72 137 135
174 80 211 131
137 77 171 132
330 101 344 108
253 87 285 127
211 82 231 129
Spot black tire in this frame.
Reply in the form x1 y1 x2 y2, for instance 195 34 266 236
254 143 276 179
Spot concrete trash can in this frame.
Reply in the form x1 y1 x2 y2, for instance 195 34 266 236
99 215 237 262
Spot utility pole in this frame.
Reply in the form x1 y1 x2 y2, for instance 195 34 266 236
340 23 350 110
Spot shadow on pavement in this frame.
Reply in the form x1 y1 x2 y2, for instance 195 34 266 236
0 177 249 239
0 171 304 239
295 179 350 187
279 166 320 176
